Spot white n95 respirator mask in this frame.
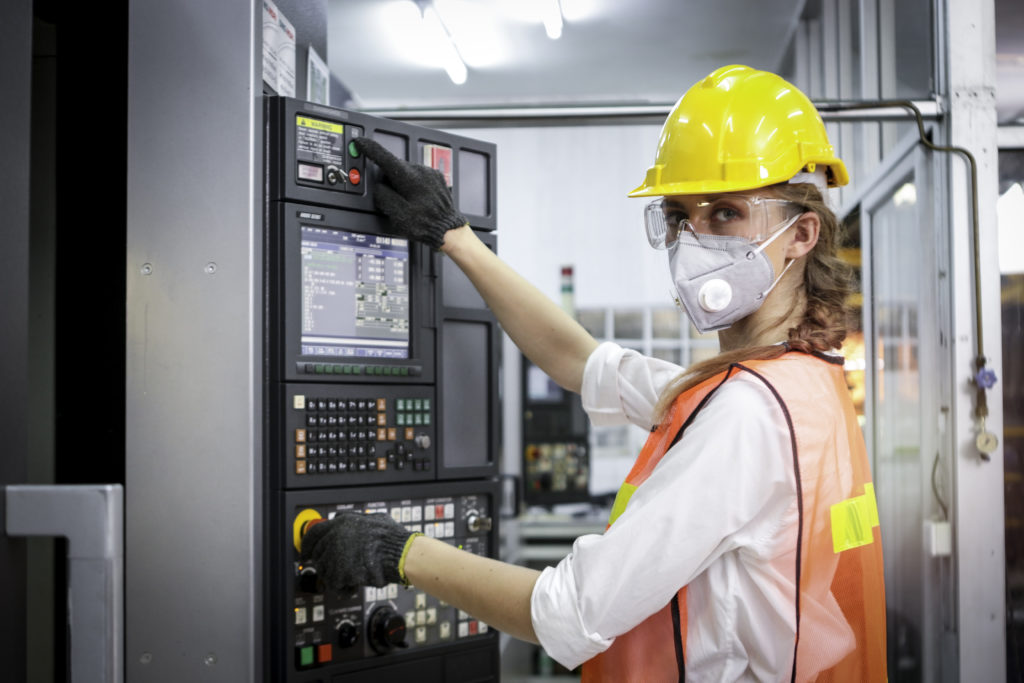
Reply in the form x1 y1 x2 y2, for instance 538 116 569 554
666 222 796 333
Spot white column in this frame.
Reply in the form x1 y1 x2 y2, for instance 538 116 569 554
944 0 1004 679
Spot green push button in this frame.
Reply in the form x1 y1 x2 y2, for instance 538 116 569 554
348 141 360 157
353 366 363 374
400 367 409 376
299 645 314 667
342 365 353 375
314 364 325 374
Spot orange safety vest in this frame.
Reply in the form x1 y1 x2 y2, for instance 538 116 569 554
581 352 886 682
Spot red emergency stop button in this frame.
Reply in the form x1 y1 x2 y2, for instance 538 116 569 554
349 168 361 185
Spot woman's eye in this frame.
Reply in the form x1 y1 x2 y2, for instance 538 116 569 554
710 206 741 222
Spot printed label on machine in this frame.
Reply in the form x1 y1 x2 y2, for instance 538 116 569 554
296 116 345 166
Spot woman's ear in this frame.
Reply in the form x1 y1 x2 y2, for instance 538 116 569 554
785 212 820 259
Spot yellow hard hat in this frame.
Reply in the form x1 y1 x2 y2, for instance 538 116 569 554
629 65 849 197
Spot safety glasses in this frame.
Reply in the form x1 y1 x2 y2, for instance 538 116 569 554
644 195 801 249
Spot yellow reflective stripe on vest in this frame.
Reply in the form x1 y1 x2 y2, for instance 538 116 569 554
830 482 880 553
608 482 638 527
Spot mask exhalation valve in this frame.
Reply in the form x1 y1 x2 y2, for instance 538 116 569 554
698 278 733 312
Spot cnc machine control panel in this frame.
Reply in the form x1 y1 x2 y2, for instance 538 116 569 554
283 481 499 681
266 97 501 682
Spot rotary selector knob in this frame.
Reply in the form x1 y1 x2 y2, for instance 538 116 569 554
367 607 407 654
337 620 359 649
326 165 347 185
466 511 492 533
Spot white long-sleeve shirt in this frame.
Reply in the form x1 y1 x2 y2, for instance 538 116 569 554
530 342 802 681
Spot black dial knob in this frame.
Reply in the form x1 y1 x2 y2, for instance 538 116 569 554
367 607 407 654
297 566 319 594
337 620 359 648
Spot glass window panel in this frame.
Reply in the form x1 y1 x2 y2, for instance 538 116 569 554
613 310 643 339
650 347 680 366
885 0 934 99
651 308 681 339
576 308 606 339
869 171 931 680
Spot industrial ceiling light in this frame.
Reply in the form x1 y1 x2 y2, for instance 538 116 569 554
542 0 563 39
417 0 468 85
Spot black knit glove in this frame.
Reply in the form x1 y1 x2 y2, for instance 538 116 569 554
354 137 468 249
299 511 419 594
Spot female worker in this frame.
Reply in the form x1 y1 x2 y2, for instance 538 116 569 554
301 65 887 681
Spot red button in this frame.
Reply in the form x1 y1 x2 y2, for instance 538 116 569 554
469 621 478 635
349 168 361 185
317 643 333 663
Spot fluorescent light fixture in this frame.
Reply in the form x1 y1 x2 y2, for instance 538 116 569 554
542 0 563 39
419 2 467 84
893 181 917 207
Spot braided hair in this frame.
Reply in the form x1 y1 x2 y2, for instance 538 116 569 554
652 182 853 421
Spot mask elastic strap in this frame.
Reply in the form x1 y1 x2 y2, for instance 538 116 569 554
759 258 797 300
753 213 802 300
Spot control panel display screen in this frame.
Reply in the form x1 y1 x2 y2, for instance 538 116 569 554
301 226 410 359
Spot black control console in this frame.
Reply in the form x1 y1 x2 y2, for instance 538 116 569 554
284 481 499 680
264 97 501 682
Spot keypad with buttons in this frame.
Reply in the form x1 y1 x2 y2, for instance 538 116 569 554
286 385 435 486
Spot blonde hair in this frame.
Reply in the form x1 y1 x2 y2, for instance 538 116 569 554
652 183 852 420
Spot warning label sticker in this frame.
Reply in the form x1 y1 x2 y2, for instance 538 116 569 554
296 116 344 166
